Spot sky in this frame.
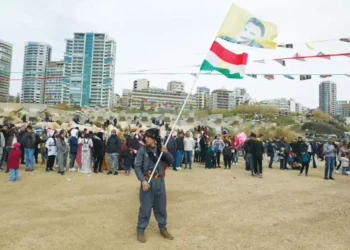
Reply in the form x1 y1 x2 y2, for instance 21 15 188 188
1 0 350 108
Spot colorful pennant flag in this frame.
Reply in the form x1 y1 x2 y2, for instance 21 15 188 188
255 60 265 63
217 4 278 49
32 100 37 103
278 44 293 49
76 109 84 115
294 53 305 61
317 52 331 60
247 74 257 79
305 43 314 50
300 75 312 81
320 75 332 78
340 38 350 43
200 40 248 79
264 75 274 80
275 60 286 66
283 75 295 80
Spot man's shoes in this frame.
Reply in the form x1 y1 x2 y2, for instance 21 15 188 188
329 177 335 180
107 171 113 175
160 229 174 240
137 233 146 243
114 172 118 175
324 177 329 180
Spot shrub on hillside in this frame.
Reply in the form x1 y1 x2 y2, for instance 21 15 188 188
312 109 330 121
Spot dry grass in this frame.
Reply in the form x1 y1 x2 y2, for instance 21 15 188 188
312 109 330 121
230 125 300 139
1 162 349 250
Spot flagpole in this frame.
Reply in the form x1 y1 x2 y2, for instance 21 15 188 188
147 72 201 183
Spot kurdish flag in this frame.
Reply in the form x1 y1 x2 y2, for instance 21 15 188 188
76 109 84 115
200 40 248 79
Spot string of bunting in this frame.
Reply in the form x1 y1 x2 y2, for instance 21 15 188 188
277 37 350 50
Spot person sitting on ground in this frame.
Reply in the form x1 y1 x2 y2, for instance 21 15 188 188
340 153 349 176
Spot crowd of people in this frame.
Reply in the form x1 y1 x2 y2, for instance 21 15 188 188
0 121 349 182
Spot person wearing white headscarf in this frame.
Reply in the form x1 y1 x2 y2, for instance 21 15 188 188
68 129 78 171
45 130 57 171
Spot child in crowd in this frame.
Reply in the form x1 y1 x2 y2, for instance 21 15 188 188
340 153 349 176
124 148 134 176
212 144 219 168
194 140 200 162
205 141 214 169
287 151 294 169
279 147 285 169
223 142 232 169
7 143 21 183
299 151 310 176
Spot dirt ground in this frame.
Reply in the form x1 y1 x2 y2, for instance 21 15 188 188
0 161 349 250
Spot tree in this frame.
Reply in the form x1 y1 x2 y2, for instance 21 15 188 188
140 100 145 111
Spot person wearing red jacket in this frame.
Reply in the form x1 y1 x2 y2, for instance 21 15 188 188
7 142 21 182
231 136 240 165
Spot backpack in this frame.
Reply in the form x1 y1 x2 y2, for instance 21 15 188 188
82 139 90 153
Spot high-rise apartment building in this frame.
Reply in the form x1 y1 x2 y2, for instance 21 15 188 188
336 100 348 116
319 81 337 115
228 87 251 109
167 81 184 92
209 89 232 110
259 98 296 112
44 61 68 106
133 79 149 90
196 86 210 109
0 39 12 102
64 33 116 107
21 42 52 103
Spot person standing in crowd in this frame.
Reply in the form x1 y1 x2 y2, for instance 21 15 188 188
126 132 141 169
279 137 290 170
3 124 19 173
183 131 194 170
0 125 5 172
78 132 93 174
212 135 224 168
106 129 120 175
56 130 67 175
266 138 275 168
273 137 280 162
134 128 174 243
40 129 48 165
18 126 26 164
164 131 177 171
199 133 206 164
223 141 232 169
324 138 336 180
299 151 310 176
68 129 78 171
45 130 57 172
243 135 253 172
175 132 184 170
311 142 318 168
23 125 36 171
231 136 239 165
250 133 264 178
336 141 348 173
339 153 349 176
6 142 21 182
92 132 105 173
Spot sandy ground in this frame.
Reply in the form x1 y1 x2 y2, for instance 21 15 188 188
0 160 349 250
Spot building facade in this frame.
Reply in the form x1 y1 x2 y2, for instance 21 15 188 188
167 81 184 92
228 87 251 109
21 42 52 103
259 98 296 112
341 104 350 118
196 86 210 109
64 32 116 107
44 61 68 106
133 79 149 91
336 100 348 116
129 88 197 111
0 39 12 102
121 89 132 107
113 93 121 107
319 81 337 115
209 89 232 110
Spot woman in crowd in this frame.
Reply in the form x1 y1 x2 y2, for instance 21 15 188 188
78 132 93 174
92 132 105 173
45 130 57 172
56 130 67 175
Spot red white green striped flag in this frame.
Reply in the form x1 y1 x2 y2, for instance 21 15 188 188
200 40 248 79
76 109 84 115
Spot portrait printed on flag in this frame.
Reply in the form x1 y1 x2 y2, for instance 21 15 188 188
217 4 278 49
